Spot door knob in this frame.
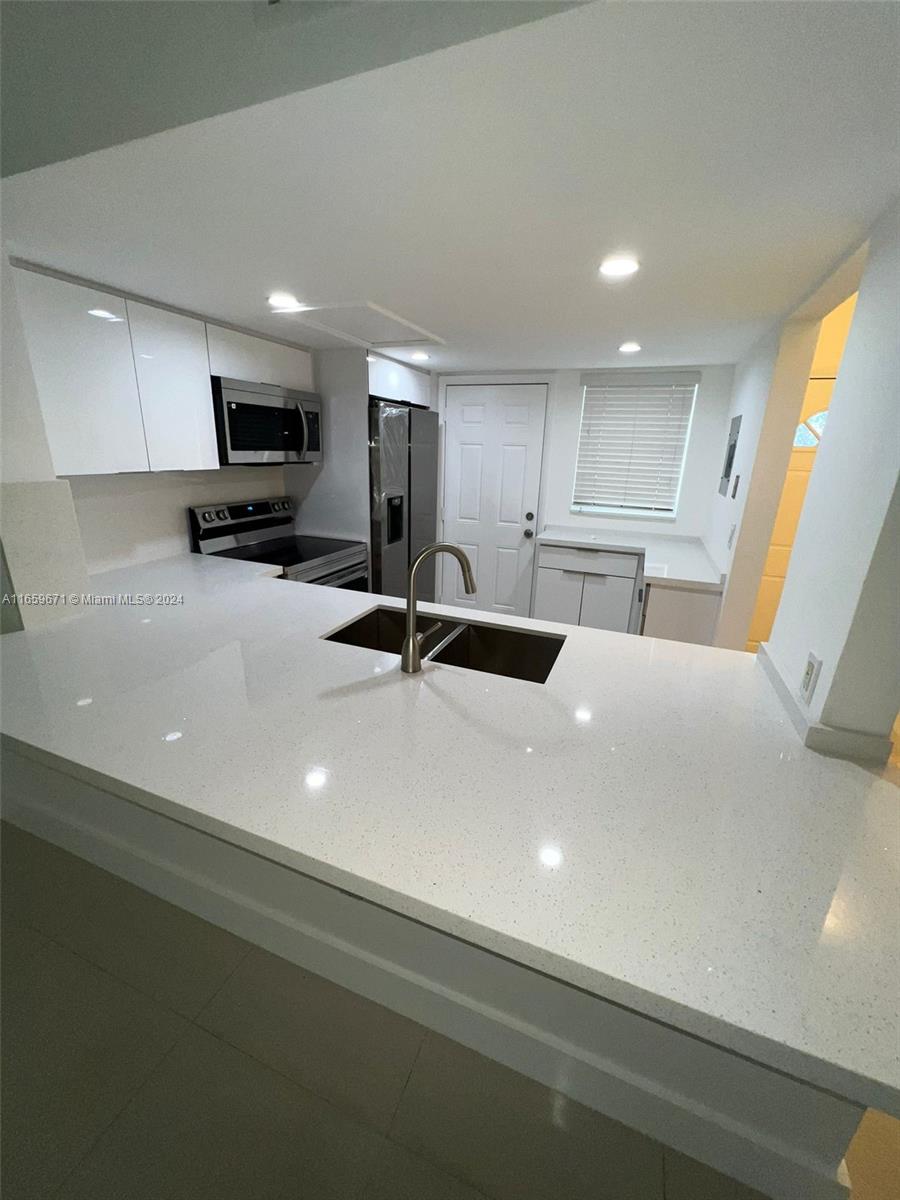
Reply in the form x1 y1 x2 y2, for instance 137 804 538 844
524 529 534 539
525 511 534 521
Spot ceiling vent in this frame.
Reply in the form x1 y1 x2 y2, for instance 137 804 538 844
288 301 444 350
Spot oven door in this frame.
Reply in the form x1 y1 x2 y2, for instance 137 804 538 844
320 564 369 590
213 377 321 466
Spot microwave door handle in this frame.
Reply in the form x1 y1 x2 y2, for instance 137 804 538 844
296 401 309 463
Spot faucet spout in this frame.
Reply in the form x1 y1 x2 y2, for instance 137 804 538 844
401 543 476 674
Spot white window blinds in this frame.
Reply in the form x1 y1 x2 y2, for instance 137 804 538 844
572 374 698 514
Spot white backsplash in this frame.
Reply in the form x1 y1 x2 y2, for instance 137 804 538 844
69 467 285 574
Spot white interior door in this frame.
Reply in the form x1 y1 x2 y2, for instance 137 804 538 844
441 384 547 614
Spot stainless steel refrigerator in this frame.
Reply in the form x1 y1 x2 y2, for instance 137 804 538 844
369 400 439 600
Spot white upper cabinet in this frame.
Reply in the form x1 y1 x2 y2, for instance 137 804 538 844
367 356 432 407
14 269 149 475
206 324 314 391
127 302 217 471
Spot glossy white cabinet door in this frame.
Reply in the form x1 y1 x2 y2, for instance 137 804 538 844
14 270 149 475
533 567 584 624
206 324 314 391
368 356 432 407
579 573 635 633
642 584 721 645
127 302 217 471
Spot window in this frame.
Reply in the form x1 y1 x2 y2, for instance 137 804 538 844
572 373 699 516
793 409 828 447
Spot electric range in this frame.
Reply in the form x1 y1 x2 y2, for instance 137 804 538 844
188 497 368 589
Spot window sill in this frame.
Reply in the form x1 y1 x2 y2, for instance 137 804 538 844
569 506 677 523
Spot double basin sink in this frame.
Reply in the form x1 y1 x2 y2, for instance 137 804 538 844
325 606 564 684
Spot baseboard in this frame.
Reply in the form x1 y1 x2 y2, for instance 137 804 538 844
757 642 892 765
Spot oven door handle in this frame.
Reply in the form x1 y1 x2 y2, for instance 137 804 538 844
302 563 368 588
296 402 309 463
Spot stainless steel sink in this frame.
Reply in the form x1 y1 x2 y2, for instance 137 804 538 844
325 606 460 656
428 621 564 684
325 606 565 684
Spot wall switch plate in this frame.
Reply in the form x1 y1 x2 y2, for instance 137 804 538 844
727 523 737 550
800 653 822 704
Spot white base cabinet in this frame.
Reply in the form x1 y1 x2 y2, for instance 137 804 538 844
533 566 584 625
641 583 721 645
14 269 149 476
533 545 640 633
579 573 635 633
127 302 217 471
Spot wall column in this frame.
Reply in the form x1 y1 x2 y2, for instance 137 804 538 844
761 202 900 762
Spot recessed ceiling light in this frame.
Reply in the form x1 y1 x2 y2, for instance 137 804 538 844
267 291 309 312
619 341 641 353
410 351 430 362
87 308 124 321
599 256 640 279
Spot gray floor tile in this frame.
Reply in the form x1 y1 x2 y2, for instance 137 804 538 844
363 1140 489 1200
56 1025 385 1200
1 822 102 938
664 1150 772 1199
54 859 252 1017
1 914 49 980
197 946 426 1131
391 1032 664 1200
1 940 187 1200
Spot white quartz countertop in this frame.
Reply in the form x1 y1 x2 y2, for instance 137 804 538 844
1 553 897 1112
537 525 725 590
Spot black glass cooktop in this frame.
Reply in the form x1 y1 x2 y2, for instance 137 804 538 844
213 535 361 569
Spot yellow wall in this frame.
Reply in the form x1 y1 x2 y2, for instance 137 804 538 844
746 293 857 652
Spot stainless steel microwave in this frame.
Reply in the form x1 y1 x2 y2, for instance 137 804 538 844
211 376 323 466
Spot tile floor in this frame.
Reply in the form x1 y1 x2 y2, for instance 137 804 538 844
0 821 887 1199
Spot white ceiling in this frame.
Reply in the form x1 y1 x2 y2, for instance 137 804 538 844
3 1 898 372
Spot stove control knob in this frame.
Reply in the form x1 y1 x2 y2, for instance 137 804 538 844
202 511 215 523
216 509 227 519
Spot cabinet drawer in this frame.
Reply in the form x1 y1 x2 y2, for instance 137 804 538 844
533 567 584 625
538 544 639 578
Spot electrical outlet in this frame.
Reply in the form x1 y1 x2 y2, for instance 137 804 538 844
727 523 737 549
800 653 822 704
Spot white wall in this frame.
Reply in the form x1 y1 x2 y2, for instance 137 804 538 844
68 467 285 574
767 201 900 734
711 321 819 649
704 331 780 576
538 366 734 540
288 348 371 543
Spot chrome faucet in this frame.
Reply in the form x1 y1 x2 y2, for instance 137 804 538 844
401 543 476 673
